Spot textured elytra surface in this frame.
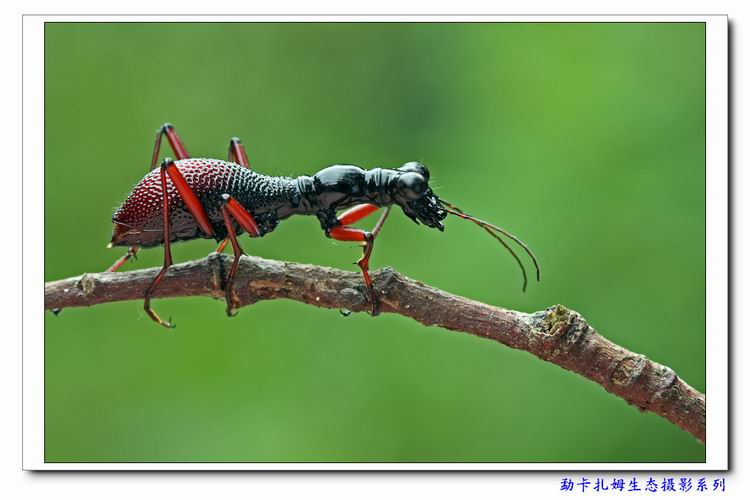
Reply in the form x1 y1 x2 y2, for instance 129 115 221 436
111 158 297 247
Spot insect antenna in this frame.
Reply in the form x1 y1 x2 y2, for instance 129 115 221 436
438 199 541 291
483 224 529 292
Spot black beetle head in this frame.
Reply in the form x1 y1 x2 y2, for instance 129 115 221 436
392 162 447 231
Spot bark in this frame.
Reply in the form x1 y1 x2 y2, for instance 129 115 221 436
44 253 706 443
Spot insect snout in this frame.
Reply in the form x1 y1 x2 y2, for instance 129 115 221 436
391 169 446 230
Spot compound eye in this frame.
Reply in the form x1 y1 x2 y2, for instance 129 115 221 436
399 162 430 182
399 172 427 200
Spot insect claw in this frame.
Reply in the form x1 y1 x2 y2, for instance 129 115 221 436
157 319 176 329
370 298 382 317
339 309 352 317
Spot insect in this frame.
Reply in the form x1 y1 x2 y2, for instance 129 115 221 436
105 123 540 328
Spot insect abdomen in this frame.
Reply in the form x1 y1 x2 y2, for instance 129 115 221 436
110 159 295 247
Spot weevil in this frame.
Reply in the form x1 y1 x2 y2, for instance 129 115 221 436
103 123 540 328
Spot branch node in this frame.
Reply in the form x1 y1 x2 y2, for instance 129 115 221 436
611 356 647 387
648 364 680 405
540 304 571 336
76 273 96 297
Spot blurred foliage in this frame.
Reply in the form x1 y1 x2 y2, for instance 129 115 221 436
44 22 705 462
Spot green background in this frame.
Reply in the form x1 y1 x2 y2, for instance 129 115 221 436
44 23 706 462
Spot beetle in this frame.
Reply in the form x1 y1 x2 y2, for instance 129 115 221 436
105 123 540 328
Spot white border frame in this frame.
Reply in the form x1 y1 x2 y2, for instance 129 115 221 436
23 14 728 471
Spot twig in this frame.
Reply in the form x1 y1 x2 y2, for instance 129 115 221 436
44 253 706 443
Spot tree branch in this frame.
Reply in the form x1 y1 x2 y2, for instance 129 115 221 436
44 253 706 443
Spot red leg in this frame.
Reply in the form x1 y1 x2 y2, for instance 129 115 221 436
215 136 252 253
328 226 379 315
161 158 215 237
336 203 391 236
327 206 391 316
219 204 245 316
108 122 190 275
227 137 251 169
143 163 176 329
222 194 261 237
215 239 229 254
105 125 190 276
107 245 139 272
151 123 190 170
219 195 260 315
338 203 379 225
60 124 188 318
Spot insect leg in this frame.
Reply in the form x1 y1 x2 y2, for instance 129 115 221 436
328 226 379 315
143 163 177 329
227 137 251 169
161 158 215 237
327 203 392 316
337 203 380 225
219 194 260 316
215 239 229 254
221 194 261 236
107 245 139 272
104 123 191 279
214 136 253 252
107 123 189 271
338 203 392 236
151 123 190 170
